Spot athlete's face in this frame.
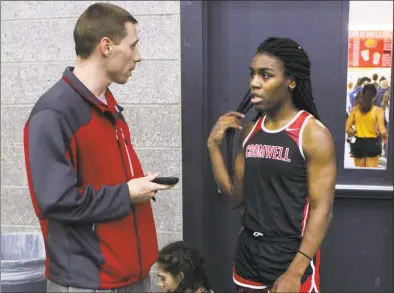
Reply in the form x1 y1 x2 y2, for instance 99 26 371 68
249 53 293 112
157 265 182 293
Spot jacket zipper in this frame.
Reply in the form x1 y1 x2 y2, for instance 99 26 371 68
114 125 143 281
115 128 129 177
120 128 134 177
93 128 127 231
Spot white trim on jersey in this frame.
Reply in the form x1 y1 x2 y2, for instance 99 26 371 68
301 202 310 237
298 114 313 160
262 110 304 133
232 276 268 290
309 259 319 293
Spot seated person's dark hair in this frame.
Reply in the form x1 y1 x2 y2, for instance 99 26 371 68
157 241 211 293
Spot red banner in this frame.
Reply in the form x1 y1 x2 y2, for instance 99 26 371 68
348 31 392 68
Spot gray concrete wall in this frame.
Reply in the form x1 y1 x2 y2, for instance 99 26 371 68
1 1 182 288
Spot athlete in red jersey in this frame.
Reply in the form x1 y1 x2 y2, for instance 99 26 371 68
207 37 336 293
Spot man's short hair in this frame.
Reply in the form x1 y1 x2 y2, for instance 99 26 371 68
74 3 138 59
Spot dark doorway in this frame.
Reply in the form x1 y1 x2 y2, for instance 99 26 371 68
181 1 393 292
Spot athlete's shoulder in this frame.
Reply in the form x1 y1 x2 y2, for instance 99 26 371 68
373 105 384 114
305 115 331 136
303 116 334 155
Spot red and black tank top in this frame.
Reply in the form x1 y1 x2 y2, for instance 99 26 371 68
241 110 313 238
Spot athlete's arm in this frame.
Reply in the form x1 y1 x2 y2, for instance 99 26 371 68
287 117 336 277
345 109 356 136
207 112 252 208
376 107 388 144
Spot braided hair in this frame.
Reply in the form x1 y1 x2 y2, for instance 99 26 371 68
157 241 210 293
226 37 320 173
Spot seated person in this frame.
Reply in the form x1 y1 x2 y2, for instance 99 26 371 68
156 241 212 293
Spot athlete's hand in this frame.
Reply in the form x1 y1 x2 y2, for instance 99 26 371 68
127 172 175 203
381 131 388 145
271 272 301 293
207 111 245 148
347 128 356 137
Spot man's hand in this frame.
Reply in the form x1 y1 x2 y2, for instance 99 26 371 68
127 173 175 203
271 271 301 293
207 111 245 148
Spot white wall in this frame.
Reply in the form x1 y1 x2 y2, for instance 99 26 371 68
349 1 393 30
347 1 393 84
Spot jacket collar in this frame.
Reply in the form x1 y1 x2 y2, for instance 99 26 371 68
62 66 124 120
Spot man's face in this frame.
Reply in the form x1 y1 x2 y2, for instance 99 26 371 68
249 53 291 112
106 22 142 84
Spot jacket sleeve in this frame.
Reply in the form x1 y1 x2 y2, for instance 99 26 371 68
24 109 132 223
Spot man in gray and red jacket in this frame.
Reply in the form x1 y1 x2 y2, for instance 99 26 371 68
23 3 175 292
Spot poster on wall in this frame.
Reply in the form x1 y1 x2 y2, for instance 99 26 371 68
348 30 392 68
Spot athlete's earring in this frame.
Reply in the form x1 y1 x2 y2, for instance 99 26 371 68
289 81 296 91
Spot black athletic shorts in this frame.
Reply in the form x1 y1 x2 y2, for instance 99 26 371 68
351 137 381 158
233 227 319 291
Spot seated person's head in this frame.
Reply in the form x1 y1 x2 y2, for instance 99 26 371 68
156 241 210 293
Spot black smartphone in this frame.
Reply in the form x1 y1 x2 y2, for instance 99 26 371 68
151 176 179 185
